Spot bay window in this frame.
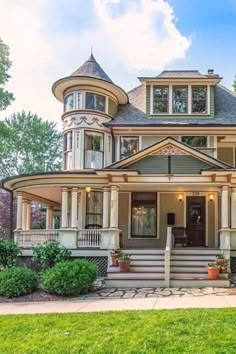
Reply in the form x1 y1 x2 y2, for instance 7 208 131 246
192 86 207 113
86 93 106 112
153 86 169 113
120 136 139 159
173 86 188 113
86 191 103 228
85 131 104 169
131 193 157 238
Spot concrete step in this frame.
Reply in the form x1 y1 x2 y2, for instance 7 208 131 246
171 255 217 261
107 271 164 279
171 266 207 272
123 249 165 255
105 279 165 288
171 249 220 255
170 278 230 288
130 265 165 272
131 260 165 266
171 260 215 266
171 272 208 279
130 255 165 260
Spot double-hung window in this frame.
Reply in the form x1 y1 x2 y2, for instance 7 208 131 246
153 86 169 114
131 193 157 238
192 86 207 113
85 131 104 169
173 86 188 113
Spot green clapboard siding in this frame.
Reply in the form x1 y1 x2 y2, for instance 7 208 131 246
146 85 151 115
126 155 213 174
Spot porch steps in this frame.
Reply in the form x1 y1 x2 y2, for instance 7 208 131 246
105 248 230 288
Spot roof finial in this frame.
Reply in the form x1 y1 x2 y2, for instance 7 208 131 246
88 47 95 62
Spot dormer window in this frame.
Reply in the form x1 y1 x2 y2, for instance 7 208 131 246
86 93 106 112
173 86 188 113
192 86 207 113
153 86 169 113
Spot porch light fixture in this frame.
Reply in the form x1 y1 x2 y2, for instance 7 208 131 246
86 187 91 193
209 194 214 202
178 194 183 202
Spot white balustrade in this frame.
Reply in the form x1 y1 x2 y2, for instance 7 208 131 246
77 229 101 248
15 230 59 248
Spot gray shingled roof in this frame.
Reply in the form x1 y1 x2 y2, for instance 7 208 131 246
71 53 113 83
157 70 207 78
106 84 236 126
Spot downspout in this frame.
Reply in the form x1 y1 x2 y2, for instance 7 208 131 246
0 181 14 240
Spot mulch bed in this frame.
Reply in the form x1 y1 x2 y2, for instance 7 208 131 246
0 290 66 303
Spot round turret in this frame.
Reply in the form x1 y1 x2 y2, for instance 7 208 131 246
52 53 128 171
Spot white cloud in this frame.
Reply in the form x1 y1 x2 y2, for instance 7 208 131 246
91 0 191 71
0 0 191 122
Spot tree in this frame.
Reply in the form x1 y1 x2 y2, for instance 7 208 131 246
0 111 62 177
233 75 236 93
0 38 14 111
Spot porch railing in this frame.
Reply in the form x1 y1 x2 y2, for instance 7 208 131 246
77 229 101 248
16 230 59 248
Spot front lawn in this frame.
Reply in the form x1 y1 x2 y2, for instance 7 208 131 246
0 309 236 353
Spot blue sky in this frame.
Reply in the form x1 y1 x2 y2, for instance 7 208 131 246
0 0 236 122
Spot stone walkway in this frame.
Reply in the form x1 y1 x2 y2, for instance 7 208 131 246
78 287 236 300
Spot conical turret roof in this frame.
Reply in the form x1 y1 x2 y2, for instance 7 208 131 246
71 53 113 83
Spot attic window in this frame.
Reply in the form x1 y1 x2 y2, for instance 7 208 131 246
181 136 207 147
153 86 169 113
173 86 188 113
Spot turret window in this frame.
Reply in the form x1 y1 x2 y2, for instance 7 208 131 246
64 94 74 112
85 131 104 169
63 131 73 169
86 93 106 112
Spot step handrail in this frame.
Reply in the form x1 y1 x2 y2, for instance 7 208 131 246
164 226 172 287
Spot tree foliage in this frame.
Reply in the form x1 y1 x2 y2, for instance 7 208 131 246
233 75 236 93
0 38 14 111
0 111 62 177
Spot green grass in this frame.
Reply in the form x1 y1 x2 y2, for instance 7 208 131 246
0 309 236 353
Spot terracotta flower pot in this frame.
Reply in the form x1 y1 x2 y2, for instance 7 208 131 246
110 253 119 267
208 266 220 279
119 260 130 272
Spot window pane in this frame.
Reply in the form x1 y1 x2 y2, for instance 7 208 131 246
120 137 139 159
173 87 188 113
192 86 207 113
85 132 103 151
153 86 169 113
131 193 157 238
182 136 207 147
86 192 103 227
85 151 103 169
86 93 105 112
63 134 67 151
69 131 72 150
64 94 74 111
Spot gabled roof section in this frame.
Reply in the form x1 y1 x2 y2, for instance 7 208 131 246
138 69 221 82
106 137 233 170
71 53 113 83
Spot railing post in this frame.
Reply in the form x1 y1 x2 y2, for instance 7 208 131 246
165 226 172 288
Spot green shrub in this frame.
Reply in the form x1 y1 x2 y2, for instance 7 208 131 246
42 260 97 296
0 267 38 298
0 240 21 269
32 241 71 272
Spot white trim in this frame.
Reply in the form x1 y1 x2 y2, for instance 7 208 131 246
207 84 211 114
168 85 172 114
205 195 208 246
150 84 153 115
157 192 160 239
188 85 191 114
214 192 219 248
128 192 131 239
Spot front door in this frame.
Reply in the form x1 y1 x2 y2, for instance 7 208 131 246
186 196 205 246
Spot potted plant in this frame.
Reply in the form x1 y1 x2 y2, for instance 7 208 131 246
215 255 225 266
118 253 130 272
110 250 120 267
216 255 228 278
207 262 220 279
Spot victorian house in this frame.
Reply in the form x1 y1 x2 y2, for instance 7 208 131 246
3 53 236 287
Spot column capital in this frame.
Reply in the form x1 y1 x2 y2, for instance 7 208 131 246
222 186 229 191
71 187 79 192
16 192 23 197
110 185 120 190
23 198 31 204
62 187 69 192
103 187 110 192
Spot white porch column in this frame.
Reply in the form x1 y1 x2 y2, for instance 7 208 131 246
231 188 236 228
71 187 78 228
221 186 229 228
103 187 109 228
25 201 31 230
46 206 54 229
16 193 23 230
61 187 69 228
110 185 119 228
